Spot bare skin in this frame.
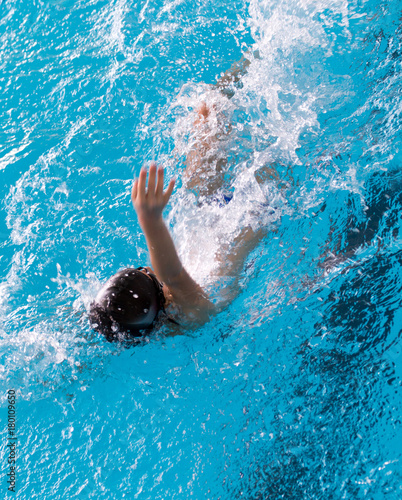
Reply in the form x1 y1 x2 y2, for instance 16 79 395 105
185 100 268 283
184 101 230 197
183 52 256 196
131 164 213 323
131 54 269 325
131 115 265 321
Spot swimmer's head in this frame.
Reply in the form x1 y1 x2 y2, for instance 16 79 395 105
89 267 166 341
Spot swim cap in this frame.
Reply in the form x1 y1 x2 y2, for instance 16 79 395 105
89 268 165 341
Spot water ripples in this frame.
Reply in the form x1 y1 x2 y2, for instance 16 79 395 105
1 0 402 498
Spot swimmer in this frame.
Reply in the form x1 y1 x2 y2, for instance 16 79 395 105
90 155 265 342
89 162 213 341
90 53 264 341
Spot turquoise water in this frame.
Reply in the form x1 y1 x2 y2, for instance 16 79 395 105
1 0 402 498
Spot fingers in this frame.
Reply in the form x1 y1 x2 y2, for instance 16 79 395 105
133 164 175 203
131 179 138 203
155 166 164 198
154 165 175 201
163 178 175 203
137 167 147 202
148 162 157 195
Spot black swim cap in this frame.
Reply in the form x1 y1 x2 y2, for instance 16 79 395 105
89 268 165 341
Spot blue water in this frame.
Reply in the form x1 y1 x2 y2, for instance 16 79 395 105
1 0 402 498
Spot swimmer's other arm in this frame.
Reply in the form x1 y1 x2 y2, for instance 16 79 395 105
131 163 213 322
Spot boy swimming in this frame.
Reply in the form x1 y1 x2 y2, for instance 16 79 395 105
89 162 213 341
90 53 264 341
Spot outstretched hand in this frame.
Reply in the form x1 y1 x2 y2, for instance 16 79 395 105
131 163 175 225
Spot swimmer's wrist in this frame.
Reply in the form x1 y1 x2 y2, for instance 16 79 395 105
137 212 164 230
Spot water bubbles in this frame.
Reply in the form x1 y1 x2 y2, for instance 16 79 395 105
1 1 401 499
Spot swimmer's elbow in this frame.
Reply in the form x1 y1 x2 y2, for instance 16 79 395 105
183 298 215 326
166 266 214 321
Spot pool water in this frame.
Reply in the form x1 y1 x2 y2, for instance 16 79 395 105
1 0 402 498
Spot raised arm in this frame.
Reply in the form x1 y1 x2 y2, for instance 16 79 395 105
131 163 213 321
